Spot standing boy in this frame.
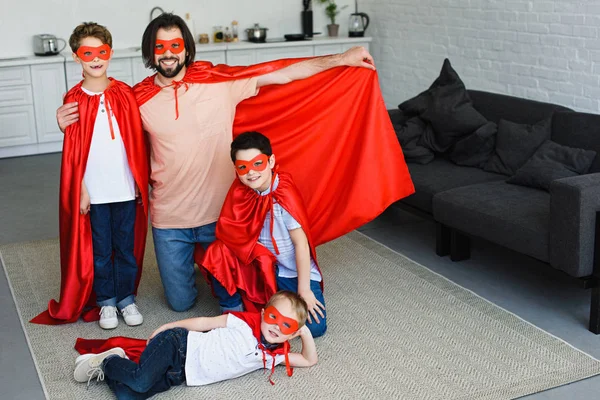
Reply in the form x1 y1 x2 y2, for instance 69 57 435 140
73 291 317 397
204 131 327 337
33 22 149 328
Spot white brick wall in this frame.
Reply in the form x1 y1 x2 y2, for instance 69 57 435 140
361 0 600 113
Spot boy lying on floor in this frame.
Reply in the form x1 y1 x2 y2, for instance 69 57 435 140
73 291 317 398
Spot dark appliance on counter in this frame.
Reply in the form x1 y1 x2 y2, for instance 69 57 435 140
33 34 67 56
348 1 369 37
301 0 313 38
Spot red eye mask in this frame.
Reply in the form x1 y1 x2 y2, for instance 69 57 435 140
234 154 269 176
154 38 185 54
76 44 111 62
264 306 299 335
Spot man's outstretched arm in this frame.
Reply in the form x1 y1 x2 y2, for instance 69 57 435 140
256 46 375 88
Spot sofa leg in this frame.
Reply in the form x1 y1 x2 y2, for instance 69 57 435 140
589 211 600 334
450 230 471 262
436 223 451 257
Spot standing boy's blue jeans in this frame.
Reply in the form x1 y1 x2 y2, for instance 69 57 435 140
89 200 138 310
103 327 188 400
276 276 327 338
152 222 242 312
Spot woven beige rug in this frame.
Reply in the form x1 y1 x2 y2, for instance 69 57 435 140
2 230 600 400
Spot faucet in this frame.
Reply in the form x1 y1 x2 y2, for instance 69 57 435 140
150 6 165 23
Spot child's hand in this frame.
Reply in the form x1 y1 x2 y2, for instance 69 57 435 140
80 186 91 215
299 289 325 324
135 185 142 204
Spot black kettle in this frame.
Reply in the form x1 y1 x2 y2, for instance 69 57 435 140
348 1 369 37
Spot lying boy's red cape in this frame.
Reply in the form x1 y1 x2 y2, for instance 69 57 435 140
32 79 149 325
75 58 413 352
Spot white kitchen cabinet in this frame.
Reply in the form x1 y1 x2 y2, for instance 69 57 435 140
314 44 343 56
341 42 369 52
255 46 314 63
132 58 154 85
0 85 33 108
196 50 227 65
0 105 37 147
0 66 31 87
31 63 67 143
226 49 257 66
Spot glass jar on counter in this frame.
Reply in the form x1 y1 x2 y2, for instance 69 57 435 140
198 33 209 44
231 20 239 42
213 26 224 43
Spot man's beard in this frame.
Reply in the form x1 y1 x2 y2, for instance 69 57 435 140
155 57 185 78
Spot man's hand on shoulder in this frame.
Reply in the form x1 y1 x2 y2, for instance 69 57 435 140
57 101 79 133
340 46 376 70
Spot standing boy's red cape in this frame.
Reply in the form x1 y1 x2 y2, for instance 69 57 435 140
32 79 149 325
75 58 413 354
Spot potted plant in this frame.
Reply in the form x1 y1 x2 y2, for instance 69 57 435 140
317 0 348 37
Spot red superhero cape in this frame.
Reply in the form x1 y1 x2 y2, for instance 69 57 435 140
31 79 149 325
134 59 414 246
202 170 321 311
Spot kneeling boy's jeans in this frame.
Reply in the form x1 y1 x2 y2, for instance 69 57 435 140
277 276 327 338
89 200 138 310
103 327 188 400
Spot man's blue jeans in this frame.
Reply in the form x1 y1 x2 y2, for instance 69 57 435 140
89 200 138 309
277 276 327 338
103 328 188 400
152 222 242 312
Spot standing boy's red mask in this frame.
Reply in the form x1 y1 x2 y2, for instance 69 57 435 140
154 38 185 54
235 154 270 176
76 44 111 62
263 306 299 335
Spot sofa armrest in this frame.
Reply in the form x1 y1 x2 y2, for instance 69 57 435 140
549 173 600 277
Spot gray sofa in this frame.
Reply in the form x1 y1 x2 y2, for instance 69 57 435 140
391 90 600 333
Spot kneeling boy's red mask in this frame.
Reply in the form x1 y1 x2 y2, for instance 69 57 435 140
264 306 299 335
235 154 269 176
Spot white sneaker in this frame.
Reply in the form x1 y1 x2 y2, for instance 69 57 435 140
99 305 118 329
121 303 143 326
73 347 126 384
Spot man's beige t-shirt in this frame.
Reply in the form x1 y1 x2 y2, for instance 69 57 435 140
140 78 258 229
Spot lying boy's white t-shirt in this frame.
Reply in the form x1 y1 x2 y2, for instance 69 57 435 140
185 313 284 386
81 87 136 205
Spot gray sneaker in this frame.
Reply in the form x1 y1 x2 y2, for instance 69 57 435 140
73 347 126 384
121 303 143 326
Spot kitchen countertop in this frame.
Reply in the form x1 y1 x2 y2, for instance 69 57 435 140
0 54 65 68
1 37 372 67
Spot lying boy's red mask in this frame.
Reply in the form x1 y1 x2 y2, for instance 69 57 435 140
235 154 269 175
263 306 299 335
154 38 185 54
76 44 111 62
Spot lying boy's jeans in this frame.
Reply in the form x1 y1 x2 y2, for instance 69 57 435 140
103 328 188 400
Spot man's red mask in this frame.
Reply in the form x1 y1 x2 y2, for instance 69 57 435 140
154 38 185 54
235 154 270 176
263 306 299 335
76 44 111 62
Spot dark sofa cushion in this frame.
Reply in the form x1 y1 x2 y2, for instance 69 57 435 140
433 181 550 262
507 140 597 190
389 111 435 164
484 118 551 176
399 59 487 153
551 111 600 173
449 122 497 168
468 90 572 125
401 158 505 213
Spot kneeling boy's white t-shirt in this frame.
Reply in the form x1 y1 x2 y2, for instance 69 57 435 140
185 314 284 386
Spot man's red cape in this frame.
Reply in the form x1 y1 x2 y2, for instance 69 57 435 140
31 79 149 325
133 59 414 245
202 171 321 311
74 57 413 352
